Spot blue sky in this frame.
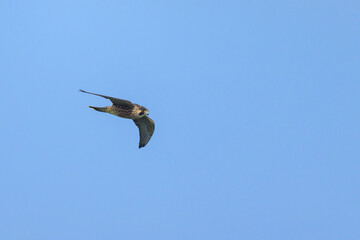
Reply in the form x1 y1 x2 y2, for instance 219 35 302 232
1 0 359 239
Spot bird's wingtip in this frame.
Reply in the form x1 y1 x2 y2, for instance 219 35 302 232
79 89 85 93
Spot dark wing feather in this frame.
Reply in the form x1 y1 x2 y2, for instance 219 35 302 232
133 116 155 148
79 89 133 107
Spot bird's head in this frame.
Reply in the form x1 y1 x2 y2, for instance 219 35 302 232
138 107 149 117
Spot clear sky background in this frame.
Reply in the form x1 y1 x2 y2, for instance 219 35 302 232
1 1 359 239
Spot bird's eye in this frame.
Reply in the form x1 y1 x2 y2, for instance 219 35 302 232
139 111 144 115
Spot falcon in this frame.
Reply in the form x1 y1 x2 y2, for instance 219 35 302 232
80 89 155 148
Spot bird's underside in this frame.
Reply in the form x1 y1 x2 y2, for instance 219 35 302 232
80 89 155 148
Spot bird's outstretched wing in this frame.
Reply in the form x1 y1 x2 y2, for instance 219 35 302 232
133 116 155 148
79 89 134 107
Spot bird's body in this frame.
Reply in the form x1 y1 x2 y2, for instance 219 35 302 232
80 89 155 148
108 104 146 119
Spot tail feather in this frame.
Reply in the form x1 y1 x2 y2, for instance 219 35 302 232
89 106 108 112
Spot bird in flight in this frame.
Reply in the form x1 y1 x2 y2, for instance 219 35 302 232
80 89 155 148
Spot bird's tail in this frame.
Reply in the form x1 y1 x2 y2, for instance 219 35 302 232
89 106 108 112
